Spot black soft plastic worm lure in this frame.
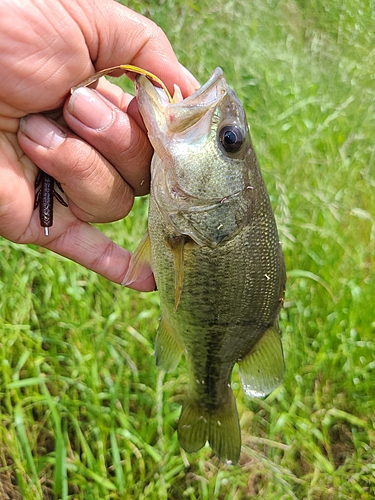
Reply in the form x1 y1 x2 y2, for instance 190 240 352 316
34 171 68 236
35 65 166 237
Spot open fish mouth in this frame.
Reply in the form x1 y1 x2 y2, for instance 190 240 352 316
136 66 226 106
135 68 229 133
171 66 226 106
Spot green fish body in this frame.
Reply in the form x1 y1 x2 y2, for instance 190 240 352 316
125 68 286 464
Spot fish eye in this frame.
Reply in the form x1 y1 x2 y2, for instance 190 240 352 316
218 125 244 154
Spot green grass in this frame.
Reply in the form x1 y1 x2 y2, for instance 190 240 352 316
1 0 375 498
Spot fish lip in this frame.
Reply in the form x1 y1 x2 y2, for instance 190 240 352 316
135 74 169 112
135 67 226 115
175 67 225 106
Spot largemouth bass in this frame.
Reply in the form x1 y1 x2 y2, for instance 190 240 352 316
124 68 286 464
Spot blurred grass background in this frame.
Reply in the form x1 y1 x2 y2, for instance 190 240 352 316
1 0 375 498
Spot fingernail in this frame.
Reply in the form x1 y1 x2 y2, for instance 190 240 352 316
20 115 66 149
179 63 200 90
68 87 114 129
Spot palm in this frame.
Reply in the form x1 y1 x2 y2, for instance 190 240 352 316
0 2 95 241
0 0 196 288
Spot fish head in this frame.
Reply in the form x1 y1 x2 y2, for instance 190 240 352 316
136 68 262 246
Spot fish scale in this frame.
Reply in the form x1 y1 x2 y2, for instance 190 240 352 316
151 199 281 362
124 67 286 463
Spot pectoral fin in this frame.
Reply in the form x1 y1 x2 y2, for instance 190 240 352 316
122 231 152 286
155 317 183 372
238 323 284 398
166 235 188 311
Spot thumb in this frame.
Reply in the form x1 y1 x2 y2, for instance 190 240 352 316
72 0 199 97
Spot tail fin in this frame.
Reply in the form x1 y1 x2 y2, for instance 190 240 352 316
177 389 241 464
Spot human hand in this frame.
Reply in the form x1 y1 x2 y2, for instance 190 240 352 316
0 0 198 290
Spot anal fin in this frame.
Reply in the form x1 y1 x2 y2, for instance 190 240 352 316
239 323 284 398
